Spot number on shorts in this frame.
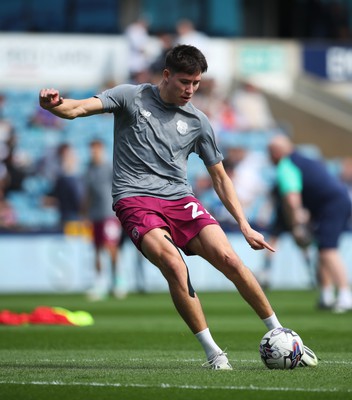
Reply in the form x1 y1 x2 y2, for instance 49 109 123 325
184 201 215 220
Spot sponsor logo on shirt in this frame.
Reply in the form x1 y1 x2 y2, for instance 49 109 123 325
176 120 188 135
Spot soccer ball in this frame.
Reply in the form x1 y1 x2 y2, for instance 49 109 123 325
259 327 304 369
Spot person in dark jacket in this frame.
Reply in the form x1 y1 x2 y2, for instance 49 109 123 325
269 134 352 313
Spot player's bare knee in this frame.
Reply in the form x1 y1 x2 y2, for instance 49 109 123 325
220 253 247 279
220 249 241 267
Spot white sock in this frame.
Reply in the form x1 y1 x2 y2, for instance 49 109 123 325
336 287 352 306
195 328 222 360
262 313 282 330
320 285 335 305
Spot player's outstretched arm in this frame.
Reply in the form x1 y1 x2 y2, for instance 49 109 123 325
39 88 103 120
207 162 275 252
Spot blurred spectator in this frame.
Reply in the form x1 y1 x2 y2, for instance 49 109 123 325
340 157 352 203
207 157 238 232
124 17 152 83
0 120 13 142
194 147 273 232
149 32 175 83
256 185 317 290
28 105 63 129
0 120 32 230
190 77 218 121
83 139 127 300
214 98 239 133
175 19 214 104
0 94 6 118
175 19 209 55
225 146 273 229
35 146 64 182
43 143 84 229
268 134 352 313
231 82 275 131
340 156 352 228
1 126 29 194
0 121 12 192
0 173 16 230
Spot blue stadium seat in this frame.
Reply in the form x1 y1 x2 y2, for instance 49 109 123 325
0 0 28 31
28 0 67 32
71 0 118 33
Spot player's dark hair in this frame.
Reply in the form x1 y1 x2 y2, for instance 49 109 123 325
57 143 70 159
164 44 208 75
90 138 103 147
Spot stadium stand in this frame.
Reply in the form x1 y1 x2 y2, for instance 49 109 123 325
1 84 348 234
0 0 27 31
0 86 280 231
71 0 119 33
28 0 67 32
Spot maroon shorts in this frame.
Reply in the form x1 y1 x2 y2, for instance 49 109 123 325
114 196 219 255
92 217 122 248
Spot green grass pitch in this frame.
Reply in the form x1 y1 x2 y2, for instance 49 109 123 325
0 290 351 400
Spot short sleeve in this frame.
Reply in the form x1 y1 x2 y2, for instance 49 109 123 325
94 84 136 113
277 157 302 195
195 113 223 166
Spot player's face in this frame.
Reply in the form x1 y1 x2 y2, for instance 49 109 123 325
90 143 104 163
163 70 202 106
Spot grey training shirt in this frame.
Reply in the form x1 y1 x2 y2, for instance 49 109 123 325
95 83 223 204
85 161 115 221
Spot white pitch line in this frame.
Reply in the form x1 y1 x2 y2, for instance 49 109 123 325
30 358 352 366
0 380 351 393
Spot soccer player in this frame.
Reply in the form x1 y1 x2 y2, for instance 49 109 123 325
83 139 127 300
268 134 352 313
39 45 315 369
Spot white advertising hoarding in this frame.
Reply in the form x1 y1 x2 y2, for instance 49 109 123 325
0 34 298 96
0 34 129 89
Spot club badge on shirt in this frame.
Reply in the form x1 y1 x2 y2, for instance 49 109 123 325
176 120 188 135
139 108 151 123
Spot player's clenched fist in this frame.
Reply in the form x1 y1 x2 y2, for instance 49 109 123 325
39 88 63 109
